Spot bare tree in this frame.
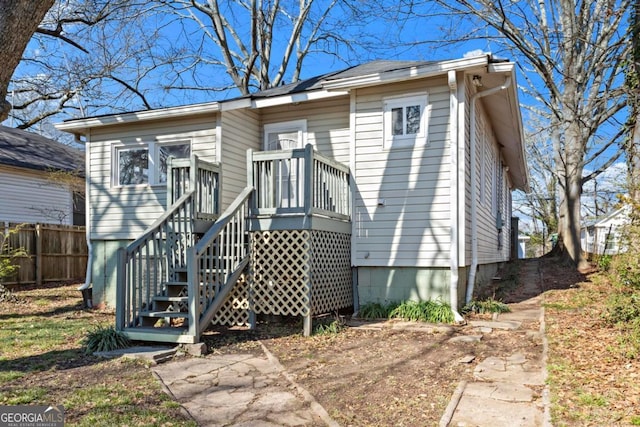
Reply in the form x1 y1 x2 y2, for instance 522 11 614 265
403 0 631 266
8 1 167 132
9 0 383 133
0 0 55 122
154 0 379 95
626 0 640 200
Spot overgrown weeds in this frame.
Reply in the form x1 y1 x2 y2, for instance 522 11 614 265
461 297 511 315
358 300 454 323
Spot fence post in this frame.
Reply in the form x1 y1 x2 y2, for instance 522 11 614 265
36 224 42 286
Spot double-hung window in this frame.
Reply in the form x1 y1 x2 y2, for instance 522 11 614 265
383 93 428 149
114 141 191 187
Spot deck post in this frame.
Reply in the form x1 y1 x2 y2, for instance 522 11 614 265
115 247 126 331
303 144 314 217
303 314 312 337
186 246 200 341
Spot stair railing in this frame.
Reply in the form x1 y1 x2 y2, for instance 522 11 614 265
186 186 254 340
116 190 196 331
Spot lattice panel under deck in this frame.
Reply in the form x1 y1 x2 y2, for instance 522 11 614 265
211 274 250 326
310 230 352 314
250 230 312 317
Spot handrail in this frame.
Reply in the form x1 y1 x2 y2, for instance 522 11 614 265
127 190 195 254
116 189 196 331
186 186 254 339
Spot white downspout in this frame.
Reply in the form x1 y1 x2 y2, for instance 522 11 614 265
77 132 92 306
466 75 512 303
448 70 464 322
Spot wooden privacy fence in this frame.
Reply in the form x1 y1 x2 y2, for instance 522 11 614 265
1 222 88 285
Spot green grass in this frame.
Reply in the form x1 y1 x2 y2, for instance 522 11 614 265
0 284 197 426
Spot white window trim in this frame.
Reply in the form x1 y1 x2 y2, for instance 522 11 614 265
383 92 428 150
263 119 307 151
112 140 191 188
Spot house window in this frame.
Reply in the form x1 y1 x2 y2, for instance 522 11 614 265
157 142 191 184
383 93 428 149
118 147 149 186
114 141 191 187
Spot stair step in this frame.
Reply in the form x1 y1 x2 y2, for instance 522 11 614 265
140 310 189 319
153 296 188 302
122 327 196 344
165 281 188 287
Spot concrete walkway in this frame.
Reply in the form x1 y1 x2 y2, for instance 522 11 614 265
441 258 551 427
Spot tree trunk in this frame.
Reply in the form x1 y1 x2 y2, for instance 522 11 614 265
0 0 55 122
558 121 588 267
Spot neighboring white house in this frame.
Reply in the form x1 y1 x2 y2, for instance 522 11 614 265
57 54 529 329
0 126 85 226
581 205 632 256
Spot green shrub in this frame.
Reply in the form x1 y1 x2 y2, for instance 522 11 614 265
389 300 454 324
0 225 27 284
604 291 640 325
83 326 131 354
358 301 398 319
597 254 613 271
313 319 346 335
461 298 511 315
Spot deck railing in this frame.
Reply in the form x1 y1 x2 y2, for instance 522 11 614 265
187 186 253 339
168 155 220 221
116 190 196 330
249 144 350 220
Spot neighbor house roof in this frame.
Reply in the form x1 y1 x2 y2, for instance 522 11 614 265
0 125 84 174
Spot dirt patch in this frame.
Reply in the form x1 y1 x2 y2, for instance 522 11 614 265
542 257 640 425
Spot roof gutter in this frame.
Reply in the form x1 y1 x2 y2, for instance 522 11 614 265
466 75 512 304
322 55 491 91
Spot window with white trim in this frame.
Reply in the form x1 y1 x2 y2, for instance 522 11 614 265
114 141 191 187
383 93 428 149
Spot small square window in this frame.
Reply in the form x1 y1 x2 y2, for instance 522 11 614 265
383 94 428 149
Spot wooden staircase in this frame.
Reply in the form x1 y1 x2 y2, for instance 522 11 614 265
115 156 252 344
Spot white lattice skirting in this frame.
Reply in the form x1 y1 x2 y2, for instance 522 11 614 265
249 229 353 318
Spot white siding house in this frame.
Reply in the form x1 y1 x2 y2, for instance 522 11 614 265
0 126 84 226
581 205 632 256
57 55 528 320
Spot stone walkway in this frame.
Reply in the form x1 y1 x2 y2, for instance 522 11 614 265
441 258 551 427
115 258 549 426
151 343 337 427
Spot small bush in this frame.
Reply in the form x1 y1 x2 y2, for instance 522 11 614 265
389 300 454 324
603 291 640 325
461 298 511 315
313 319 346 335
358 301 398 319
83 326 131 354
596 254 613 271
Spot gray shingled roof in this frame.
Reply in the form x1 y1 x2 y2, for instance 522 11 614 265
0 125 84 174
243 60 434 99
